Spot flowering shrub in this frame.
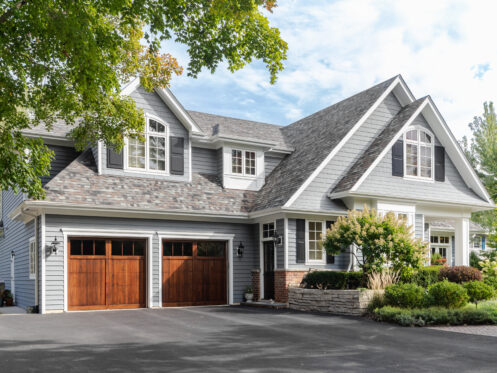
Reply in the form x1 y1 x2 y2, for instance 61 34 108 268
438 266 482 283
323 207 427 277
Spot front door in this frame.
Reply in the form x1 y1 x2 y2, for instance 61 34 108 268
263 241 275 300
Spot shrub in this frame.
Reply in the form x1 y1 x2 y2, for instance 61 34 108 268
384 283 426 308
323 207 427 277
480 259 497 289
464 281 495 306
439 266 482 283
430 253 445 266
428 280 469 308
301 271 365 290
470 251 482 270
408 266 441 288
367 292 387 313
373 306 497 326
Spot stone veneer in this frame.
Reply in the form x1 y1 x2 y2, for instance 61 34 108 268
288 288 380 316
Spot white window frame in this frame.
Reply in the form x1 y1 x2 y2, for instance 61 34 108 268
230 149 257 177
262 221 276 241
124 114 169 175
403 126 435 182
29 237 36 280
305 220 326 265
471 236 482 249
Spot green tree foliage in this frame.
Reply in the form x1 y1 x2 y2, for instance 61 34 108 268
464 281 495 307
461 102 497 244
323 207 427 278
0 0 287 198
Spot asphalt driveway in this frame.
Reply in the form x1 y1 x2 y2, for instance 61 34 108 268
0 306 496 372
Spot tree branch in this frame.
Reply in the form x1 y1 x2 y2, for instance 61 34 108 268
0 0 27 24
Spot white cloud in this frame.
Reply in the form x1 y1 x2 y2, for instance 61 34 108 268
165 0 497 139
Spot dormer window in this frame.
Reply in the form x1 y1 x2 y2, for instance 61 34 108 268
127 116 168 172
404 128 434 179
231 149 256 176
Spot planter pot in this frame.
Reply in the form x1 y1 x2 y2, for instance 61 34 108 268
245 293 254 302
5 298 13 307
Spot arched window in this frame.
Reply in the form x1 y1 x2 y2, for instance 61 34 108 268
127 116 168 172
404 127 434 179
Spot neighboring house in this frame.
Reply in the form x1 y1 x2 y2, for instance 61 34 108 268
428 219 494 266
0 75 494 313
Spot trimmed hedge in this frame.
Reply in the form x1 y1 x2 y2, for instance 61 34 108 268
407 266 441 288
384 283 426 308
373 306 497 327
427 280 468 308
439 266 482 283
301 271 365 290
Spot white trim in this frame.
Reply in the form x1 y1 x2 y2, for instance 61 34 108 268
188 134 193 183
62 229 155 311
284 76 405 207
29 237 36 280
259 222 264 300
350 98 429 192
120 77 141 96
97 141 103 175
41 213 46 314
284 217 289 269
158 232 235 305
155 87 203 134
305 219 326 265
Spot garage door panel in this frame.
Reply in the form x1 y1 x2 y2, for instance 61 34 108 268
68 238 146 310
163 240 227 307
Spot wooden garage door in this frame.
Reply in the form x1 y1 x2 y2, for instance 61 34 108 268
162 240 227 307
68 238 146 310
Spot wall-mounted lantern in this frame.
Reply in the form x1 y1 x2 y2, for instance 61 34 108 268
49 237 61 255
237 241 244 257
273 230 282 246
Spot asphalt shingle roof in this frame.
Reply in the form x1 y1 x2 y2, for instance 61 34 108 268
251 76 398 211
43 150 257 215
23 119 75 138
331 97 426 194
429 219 486 232
188 110 292 151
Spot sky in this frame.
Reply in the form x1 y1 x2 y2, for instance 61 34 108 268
164 0 497 141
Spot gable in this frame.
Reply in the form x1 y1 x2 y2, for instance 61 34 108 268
289 92 403 211
355 111 489 205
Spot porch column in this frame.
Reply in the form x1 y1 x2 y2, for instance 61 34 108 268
454 217 470 266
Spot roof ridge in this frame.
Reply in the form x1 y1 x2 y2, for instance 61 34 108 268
187 109 282 128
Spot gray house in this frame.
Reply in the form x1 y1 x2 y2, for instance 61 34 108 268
0 75 493 313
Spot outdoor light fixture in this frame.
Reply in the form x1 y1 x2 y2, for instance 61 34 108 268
10 250 15 259
237 241 244 257
273 231 283 246
50 237 61 255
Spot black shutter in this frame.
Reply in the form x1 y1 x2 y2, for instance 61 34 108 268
107 147 123 169
170 137 184 175
325 220 335 264
435 146 445 182
392 139 404 177
296 219 306 263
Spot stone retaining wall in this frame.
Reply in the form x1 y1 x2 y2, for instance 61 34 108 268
288 287 380 316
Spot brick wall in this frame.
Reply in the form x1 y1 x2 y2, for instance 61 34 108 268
274 270 308 303
251 269 260 301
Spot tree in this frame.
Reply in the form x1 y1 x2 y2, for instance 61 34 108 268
0 0 287 199
323 207 427 278
461 102 497 245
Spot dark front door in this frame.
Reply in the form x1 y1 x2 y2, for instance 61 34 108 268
263 241 275 300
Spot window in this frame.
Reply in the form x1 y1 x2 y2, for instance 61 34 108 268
404 128 434 179
308 221 324 262
127 117 167 172
163 241 193 257
197 241 225 257
70 239 106 256
471 236 482 249
111 239 146 256
29 238 36 279
431 236 449 244
262 222 275 239
430 236 438 244
231 149 256 176
432 247 447 258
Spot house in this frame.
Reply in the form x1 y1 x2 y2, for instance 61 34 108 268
428 219 493 265
0 75 494 313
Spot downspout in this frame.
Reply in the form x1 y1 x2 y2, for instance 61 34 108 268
346 244 355 272
21 207 39 310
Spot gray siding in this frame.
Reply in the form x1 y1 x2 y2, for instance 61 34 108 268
0 190 36 308
356 114 487 205
41 145 80 186
102 85 191 182
292 93 402 210
276 219 284 269
192 147 218 174
44 215 258 310
91 145 99 172
217 148 223 183
287 218 349 270
265 152 286 177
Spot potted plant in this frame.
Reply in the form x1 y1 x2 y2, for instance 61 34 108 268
244 285 254 302
3 289 13 307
